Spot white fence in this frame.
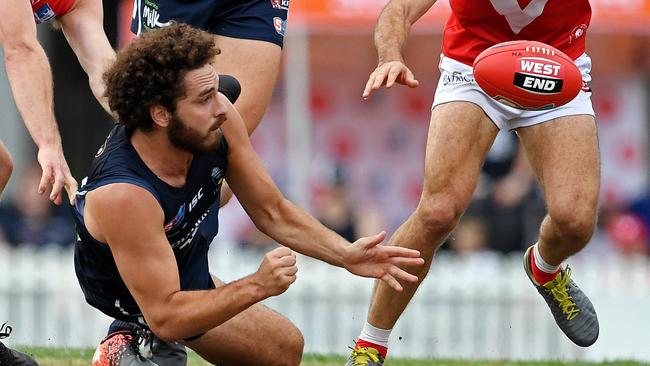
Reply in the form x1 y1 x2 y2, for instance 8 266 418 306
1 244 649 362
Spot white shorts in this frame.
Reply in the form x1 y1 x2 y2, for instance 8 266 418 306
432 53 595 130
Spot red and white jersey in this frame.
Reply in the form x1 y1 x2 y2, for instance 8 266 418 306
31 0 75 24
443 0 591 66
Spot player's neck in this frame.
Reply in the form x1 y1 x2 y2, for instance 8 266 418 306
130 129 193 188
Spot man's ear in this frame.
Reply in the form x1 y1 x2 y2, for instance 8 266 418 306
150 105 171 128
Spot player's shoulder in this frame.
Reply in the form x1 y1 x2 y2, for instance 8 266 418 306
91 126 141 173
86 182 161 219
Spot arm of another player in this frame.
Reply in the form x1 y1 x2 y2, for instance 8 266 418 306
84 183 298 341
0 0 76 205
58 0 115 115
222 98 424 291
362 0 437 99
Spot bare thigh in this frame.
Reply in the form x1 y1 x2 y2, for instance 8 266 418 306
185 277 303 366
212 35 282 134
420 101 499 214
516 115 600 221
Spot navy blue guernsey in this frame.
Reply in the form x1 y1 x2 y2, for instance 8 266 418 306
72 125 228 325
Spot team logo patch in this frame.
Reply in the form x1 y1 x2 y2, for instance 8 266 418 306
270 0 289 10
569 24 587 44
33 3 56 24
164 204 186 232
94 127 115 157
211 167 224 187
273 17 287 36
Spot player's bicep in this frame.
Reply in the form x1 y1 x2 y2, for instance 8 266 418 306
221 101 285 225
85 184 181 321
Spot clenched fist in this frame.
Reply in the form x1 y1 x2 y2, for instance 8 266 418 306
253 247 298 297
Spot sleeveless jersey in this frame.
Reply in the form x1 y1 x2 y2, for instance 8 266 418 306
72 125 228 325
443 0 592 66
31 0 75 23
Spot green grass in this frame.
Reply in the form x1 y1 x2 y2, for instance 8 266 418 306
16 348 649 366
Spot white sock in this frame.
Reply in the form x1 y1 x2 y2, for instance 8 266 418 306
533 243 560 273
358 322 391 348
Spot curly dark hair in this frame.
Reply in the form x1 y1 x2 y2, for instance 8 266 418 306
104 23 220 131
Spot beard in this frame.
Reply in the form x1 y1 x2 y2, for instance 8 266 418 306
168 112 223 155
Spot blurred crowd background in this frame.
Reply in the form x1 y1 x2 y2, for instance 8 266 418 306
1 0 649 259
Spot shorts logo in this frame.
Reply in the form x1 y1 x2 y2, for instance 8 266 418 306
442 71 474 86
270 0 290 10
273 17 287 35
33 3 56 24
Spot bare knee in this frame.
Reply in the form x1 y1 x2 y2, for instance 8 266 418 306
548 205 597 249
414 194 465 246
0 147 14 193
0 158 13 180
274 325 303 366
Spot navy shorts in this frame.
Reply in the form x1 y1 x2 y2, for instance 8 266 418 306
131 0 290 48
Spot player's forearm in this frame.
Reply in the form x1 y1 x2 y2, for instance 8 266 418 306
148 274 266 341
89 71 112 115
375 0 412 63
257 198 348 267
70 41 114 115
4 43 60 148
77 43 114 115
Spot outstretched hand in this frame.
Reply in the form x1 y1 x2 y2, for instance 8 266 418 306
343 231 424 292
362 61 419 100
37 144 77 206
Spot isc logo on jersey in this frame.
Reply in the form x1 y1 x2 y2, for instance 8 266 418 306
514 57 564 94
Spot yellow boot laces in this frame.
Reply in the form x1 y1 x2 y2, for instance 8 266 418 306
546 267 580 320
349 347 381 365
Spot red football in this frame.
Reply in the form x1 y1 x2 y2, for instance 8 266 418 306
472 40 582 110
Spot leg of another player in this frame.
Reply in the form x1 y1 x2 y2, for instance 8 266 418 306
349 102 498 363
0 140 14 197
517 114 600 347
211 35 282 206
184 277 303 366
211 36 281 135
517 115 599 266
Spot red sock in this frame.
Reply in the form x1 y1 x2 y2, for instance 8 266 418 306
355 339 388 358
530 248 560 285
